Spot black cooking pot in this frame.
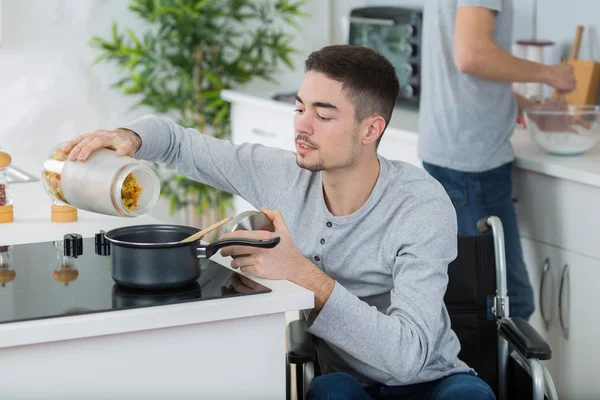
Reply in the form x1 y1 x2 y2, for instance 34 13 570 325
103 224 279 290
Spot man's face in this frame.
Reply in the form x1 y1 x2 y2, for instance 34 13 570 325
293 71 363 172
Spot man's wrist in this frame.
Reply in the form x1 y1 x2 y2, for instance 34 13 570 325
292 259 335 311
539 64 553 86
118 128 142 153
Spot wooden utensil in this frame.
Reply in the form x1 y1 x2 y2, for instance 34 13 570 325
554 25 600 106
179 216 233 243
554 26 583 108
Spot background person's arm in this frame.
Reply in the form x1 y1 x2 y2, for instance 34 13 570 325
453 5 575 92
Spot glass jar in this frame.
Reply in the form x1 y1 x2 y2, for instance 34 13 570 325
0 151 14 223
42 142 160 217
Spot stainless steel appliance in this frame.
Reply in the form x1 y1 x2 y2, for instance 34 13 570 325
348 6 423 106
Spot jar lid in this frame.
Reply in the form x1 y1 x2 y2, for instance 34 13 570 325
0 152 11 168
51 204 78 223
0 205 14 223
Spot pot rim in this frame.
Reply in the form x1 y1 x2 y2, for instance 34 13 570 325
103 224 202 248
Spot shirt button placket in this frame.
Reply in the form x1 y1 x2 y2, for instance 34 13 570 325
316 221 333 267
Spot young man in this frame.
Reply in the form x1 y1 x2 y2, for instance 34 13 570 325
418 0 576 320
64 45 495 399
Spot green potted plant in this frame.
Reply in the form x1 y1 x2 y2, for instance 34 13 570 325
90 0 307 236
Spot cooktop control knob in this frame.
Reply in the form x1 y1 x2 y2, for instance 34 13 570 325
63 233 83 258
95 231 111 256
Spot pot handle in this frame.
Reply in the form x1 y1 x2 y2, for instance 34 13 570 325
198 237 280 259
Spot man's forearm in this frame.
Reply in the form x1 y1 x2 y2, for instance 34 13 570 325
456 40 550 84
290 259 335 312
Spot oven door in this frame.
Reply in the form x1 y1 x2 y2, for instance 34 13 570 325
348 6 422 105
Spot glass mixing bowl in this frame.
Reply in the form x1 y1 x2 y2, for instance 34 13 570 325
524 105 600 156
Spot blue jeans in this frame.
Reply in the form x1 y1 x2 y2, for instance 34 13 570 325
306 372 496 400
422 161 534 319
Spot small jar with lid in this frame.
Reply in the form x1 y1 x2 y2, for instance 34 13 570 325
42 142 160 217
0 151 14 223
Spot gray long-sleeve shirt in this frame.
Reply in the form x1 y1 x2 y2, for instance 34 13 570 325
124 114 472 386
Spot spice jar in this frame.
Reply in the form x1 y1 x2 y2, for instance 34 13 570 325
0 151 14 223
42 142 160 217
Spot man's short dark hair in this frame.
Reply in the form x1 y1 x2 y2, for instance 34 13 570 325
304 45 400 146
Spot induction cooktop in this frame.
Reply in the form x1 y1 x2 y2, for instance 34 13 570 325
0 233 271 325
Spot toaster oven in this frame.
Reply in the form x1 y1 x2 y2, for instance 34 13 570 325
348 6 423 107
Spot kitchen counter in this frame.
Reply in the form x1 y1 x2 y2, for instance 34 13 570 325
222 89 600 189
0 148 314 399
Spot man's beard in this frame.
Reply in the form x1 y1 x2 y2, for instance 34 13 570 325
295 127 359 172
297 157 325 172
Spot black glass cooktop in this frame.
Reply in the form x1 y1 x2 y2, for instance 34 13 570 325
0 234 271 325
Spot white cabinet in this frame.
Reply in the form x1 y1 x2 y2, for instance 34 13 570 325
230 102 296 153
378 128 421 168
513 167 600 260
514 164 600 399
521 237 600 400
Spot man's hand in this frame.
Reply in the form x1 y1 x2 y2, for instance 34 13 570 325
219 209 305 280
219 208 335 311
62 128 142 161
544 62 576 93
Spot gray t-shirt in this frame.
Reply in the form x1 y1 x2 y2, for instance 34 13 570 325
124 114 472 386
418 0 517 172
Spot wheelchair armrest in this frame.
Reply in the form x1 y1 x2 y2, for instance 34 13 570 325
287 319 315 365
498 317 552 361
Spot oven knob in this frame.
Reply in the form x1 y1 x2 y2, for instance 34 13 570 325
64 233 83 258
95 231 111 256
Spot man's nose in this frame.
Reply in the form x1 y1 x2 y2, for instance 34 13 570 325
294 112 314 135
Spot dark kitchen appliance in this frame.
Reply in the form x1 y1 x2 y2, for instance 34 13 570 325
0 233 272 325
348 6 423 106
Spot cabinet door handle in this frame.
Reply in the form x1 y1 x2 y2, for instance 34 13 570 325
251 128 278 138
559 263 570 340
540 258 554 331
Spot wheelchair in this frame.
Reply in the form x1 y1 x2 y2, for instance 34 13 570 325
287 216 558 400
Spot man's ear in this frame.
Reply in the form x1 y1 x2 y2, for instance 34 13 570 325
362 115 386 145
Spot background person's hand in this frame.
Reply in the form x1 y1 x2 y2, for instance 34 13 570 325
62 128 142 161
545 62 576 93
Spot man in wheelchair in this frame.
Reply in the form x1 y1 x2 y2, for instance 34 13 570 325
65 40 553 398
218 44 497 399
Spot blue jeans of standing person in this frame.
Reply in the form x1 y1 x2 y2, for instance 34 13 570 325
306 371 496 400
422 161 535 319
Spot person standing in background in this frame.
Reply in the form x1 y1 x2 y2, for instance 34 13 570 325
418 0 576 319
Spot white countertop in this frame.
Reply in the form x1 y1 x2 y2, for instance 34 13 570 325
222 89 600 189
510 127 600 188
0 148 314 349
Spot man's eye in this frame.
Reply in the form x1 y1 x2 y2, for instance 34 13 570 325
317 115 331 121
294 108 304 113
